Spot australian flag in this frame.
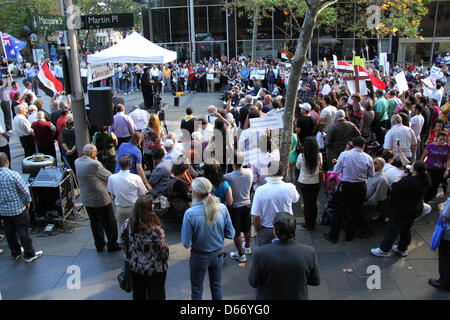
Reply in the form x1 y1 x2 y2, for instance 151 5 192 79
1 32 27 63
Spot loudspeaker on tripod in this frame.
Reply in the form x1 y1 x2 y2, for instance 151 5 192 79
88 87 114 127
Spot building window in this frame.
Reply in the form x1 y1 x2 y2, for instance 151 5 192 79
152 9 170 43
435 1 450 38
171 7 190 42
194 6 208 40
336 2 355 38
420 2 436 37
236 12 252 40
151 0 187 8
208 6 226 41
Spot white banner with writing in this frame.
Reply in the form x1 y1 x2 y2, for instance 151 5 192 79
88 63 114 84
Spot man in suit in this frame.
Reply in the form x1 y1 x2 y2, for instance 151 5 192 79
248 212 320 300
75 144 121 253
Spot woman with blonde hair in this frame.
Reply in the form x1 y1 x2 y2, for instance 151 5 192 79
181 177 235 300
121 194 169 300
142 113 165 172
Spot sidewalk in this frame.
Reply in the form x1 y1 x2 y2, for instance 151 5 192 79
0 84 449 300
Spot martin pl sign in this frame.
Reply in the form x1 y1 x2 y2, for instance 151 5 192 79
80 13 134 29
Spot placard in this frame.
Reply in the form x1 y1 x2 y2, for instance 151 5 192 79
249 114 283 130
88 63 114 84
394 72 409 94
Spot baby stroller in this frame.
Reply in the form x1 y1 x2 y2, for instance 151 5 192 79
319 171 342 225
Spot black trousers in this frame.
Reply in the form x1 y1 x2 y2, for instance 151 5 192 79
37 144 57 160
144 153 154 172
0 144 11 168
425 168 445 203
2 209 36 259
132 271 167 300
439 239 450 287
329 181 366 241
1 101 12 131
117 136 131 149
19 135 36 157
85 203 118 250
380 217 415 253
299 183 321 228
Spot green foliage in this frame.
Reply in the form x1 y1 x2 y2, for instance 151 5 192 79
348 0 431 39
0 0 60 36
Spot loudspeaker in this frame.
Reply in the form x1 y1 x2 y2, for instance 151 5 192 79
174 96 179 107
88 87 114 127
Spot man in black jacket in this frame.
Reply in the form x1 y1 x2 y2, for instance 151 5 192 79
239 95 253 129
180 107 197 135
248 212 320 300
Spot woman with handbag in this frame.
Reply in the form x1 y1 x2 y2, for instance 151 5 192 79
120 194 169 300
296 136 323 230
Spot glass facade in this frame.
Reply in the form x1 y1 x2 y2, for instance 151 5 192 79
148 0 448 65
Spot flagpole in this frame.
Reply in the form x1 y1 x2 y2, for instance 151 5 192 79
0 32 13 82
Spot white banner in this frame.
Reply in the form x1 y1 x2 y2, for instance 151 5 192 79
88 63 114 84
394 72 409 94
249 114 283 130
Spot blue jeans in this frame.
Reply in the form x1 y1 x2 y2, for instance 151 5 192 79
113 78 120 93
268 81 274 92
123 80 129 94
132 75 138 90
189 250 223 300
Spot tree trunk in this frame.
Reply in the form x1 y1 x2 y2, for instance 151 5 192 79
280 0 324 178
251 8 259 60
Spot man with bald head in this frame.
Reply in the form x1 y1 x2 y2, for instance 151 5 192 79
261 95 272 113
75 144 120 253
31 111 57 159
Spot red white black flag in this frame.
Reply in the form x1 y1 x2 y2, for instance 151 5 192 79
37 62 63 98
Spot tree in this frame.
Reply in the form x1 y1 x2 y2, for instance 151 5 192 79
279 0 336 177
347 0 431 56
224 0 336 60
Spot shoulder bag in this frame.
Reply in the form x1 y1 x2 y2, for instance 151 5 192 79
117 223 133 292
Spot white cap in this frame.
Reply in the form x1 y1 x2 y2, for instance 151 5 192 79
163 139 174 148
299 103 311 112
336 110 346 118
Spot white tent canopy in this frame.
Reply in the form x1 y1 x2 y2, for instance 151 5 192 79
87 31 177 65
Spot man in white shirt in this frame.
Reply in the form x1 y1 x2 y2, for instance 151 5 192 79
13 104 36 157
107 154 147 234
251 162 300 246
321 80 332 96
320 95 337 132
383 114 417 161
22 81 37 104
129 105 150 132
410 104 424 161
27 105 38 124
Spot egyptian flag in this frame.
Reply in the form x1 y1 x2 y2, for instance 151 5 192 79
37 62 63 97
358 66 387 90
337 61 354 73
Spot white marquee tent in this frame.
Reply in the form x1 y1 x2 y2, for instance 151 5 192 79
86 31 177 65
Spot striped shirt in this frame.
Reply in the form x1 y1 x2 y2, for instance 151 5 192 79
0 168 31 216
383 124 418 158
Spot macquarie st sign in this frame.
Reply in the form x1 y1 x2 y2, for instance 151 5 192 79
80 13 134 29
31 14 65 32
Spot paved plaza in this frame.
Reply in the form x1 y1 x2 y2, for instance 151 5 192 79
0 80 449 300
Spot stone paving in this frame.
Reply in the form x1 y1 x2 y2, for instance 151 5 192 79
0 79 449 300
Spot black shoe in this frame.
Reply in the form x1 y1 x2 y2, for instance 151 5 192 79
96 246 104 252
428 278 450 291
324 233 337 244
107 244 122 252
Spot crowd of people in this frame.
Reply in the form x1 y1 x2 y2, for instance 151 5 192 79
1 50 450 300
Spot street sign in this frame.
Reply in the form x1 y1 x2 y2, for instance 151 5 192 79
31 14 66 32
80 13 134 30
